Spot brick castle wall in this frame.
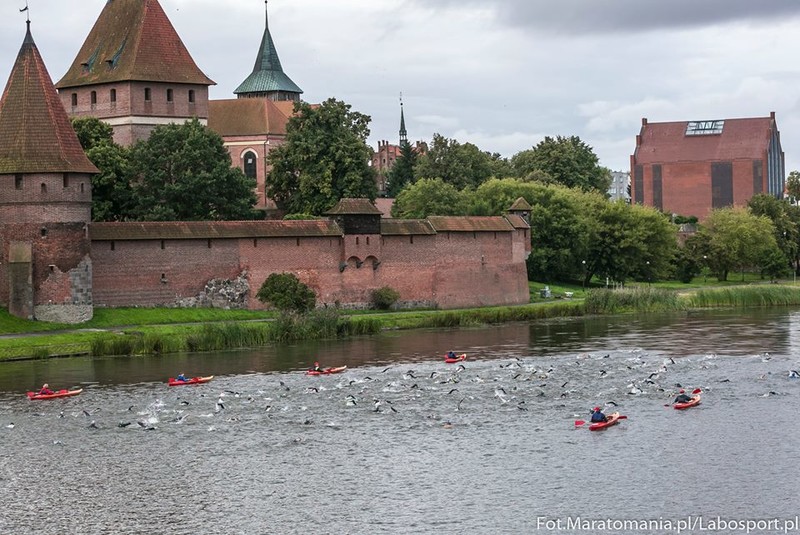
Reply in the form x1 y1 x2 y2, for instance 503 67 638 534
91 229 530 310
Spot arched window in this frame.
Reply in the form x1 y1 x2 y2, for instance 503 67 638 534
41 183 47 194
243 150 258 179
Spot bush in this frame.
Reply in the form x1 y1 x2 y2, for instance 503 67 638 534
256 273 316 314
371 286 400 310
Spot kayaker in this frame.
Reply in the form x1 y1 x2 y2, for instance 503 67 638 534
312 362 324 372
590 406 607 423
176 373 188 382
38 383 54 395
446 351 457 359
673 389 693 404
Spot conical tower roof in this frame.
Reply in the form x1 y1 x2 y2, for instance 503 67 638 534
56 0 214 88
0 23 98 174
234 1 302 98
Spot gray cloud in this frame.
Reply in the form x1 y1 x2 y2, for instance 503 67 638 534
410 0 800 34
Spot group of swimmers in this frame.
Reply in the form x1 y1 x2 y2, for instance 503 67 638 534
590 389 697 422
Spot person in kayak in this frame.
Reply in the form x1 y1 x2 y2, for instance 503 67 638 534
38 383 54 395
176 373 188 382
673 389 693 404
590 406 607 423
446 351 457 359
312 362 324 372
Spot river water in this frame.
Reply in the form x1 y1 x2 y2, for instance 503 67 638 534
1 309 799 534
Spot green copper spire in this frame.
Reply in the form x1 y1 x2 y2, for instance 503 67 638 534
234 1 303 100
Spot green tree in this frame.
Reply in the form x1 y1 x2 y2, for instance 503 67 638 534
267 98 377 215
256 273 316 314
391 178 465 218
585 201 678 285
386 142 417 197
413 134 494 189
698 207 781 281
71 117 134 222
513 136 611 193
747 193 798 272
127 118 257 221
786 170 800 203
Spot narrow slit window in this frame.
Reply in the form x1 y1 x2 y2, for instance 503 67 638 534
90 91 97 105
110 89 116 103
110 241 115 251
15 175 23 189
144 87 151 101
71 93 77 106
63 174 69 188
188 90 195 103
167 88 173 102
40 183 47 194
160 240 165 250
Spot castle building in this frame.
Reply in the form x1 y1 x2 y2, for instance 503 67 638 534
0 10 532 321
55 0 215 147
208 1 304 212
631 114 785 220
0 22 98 323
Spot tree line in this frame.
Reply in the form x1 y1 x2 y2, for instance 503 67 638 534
76 98 799 285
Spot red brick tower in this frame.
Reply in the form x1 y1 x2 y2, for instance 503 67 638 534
0 22 98 322
55 0 215 146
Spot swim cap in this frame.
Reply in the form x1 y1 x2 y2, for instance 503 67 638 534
679 390 685 393
593 407 601 411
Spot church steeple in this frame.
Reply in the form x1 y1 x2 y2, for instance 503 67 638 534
234 1 303 101
399 94 408 145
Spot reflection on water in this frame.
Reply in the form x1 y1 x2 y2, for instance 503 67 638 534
0 308 798 534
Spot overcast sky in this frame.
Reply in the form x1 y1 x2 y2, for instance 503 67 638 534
2 0 800 173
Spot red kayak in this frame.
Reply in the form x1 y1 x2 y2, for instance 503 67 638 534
168 376 214 386
444 354 467 364
27 388 83 400
674 395 701 410
589 412 623 431
306 366 347 376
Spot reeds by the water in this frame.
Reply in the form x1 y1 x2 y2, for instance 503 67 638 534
585 287 683 314
683 286 800 308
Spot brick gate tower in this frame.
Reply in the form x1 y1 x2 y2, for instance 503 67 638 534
0 22 98 323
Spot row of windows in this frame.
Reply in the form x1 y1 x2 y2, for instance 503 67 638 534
12 174 84 192
70 88 197 107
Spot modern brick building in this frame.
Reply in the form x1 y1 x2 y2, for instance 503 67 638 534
631 114 785 220
54 0 215 147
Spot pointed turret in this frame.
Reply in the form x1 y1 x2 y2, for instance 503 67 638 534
0 22 97 175
399 99 408 145
55 0 215 146
235 1 303 101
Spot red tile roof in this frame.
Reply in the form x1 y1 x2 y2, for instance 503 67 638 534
427 216 514 233
56 0 214 88
0 24 98 174
326 198 383 215
90 220 343 240
208 99 294 137
380 219 436 236
374 197 395 218
633 116 775 165
504 214 530 229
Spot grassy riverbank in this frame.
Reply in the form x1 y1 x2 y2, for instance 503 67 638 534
1 282 798 361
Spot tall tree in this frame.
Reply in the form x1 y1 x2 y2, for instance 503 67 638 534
413 134 494 189
747 193 798 271
512 136 611 193
386 142 417 197
697 207 783 281
391 178 465 218
267 98 377 215
786 170 800 203
71 117 133 222
128 118 258 221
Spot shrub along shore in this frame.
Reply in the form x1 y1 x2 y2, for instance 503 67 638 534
1 285 800 362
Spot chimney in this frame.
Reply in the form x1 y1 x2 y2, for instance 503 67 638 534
641 118 648 126
770 111 776 120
